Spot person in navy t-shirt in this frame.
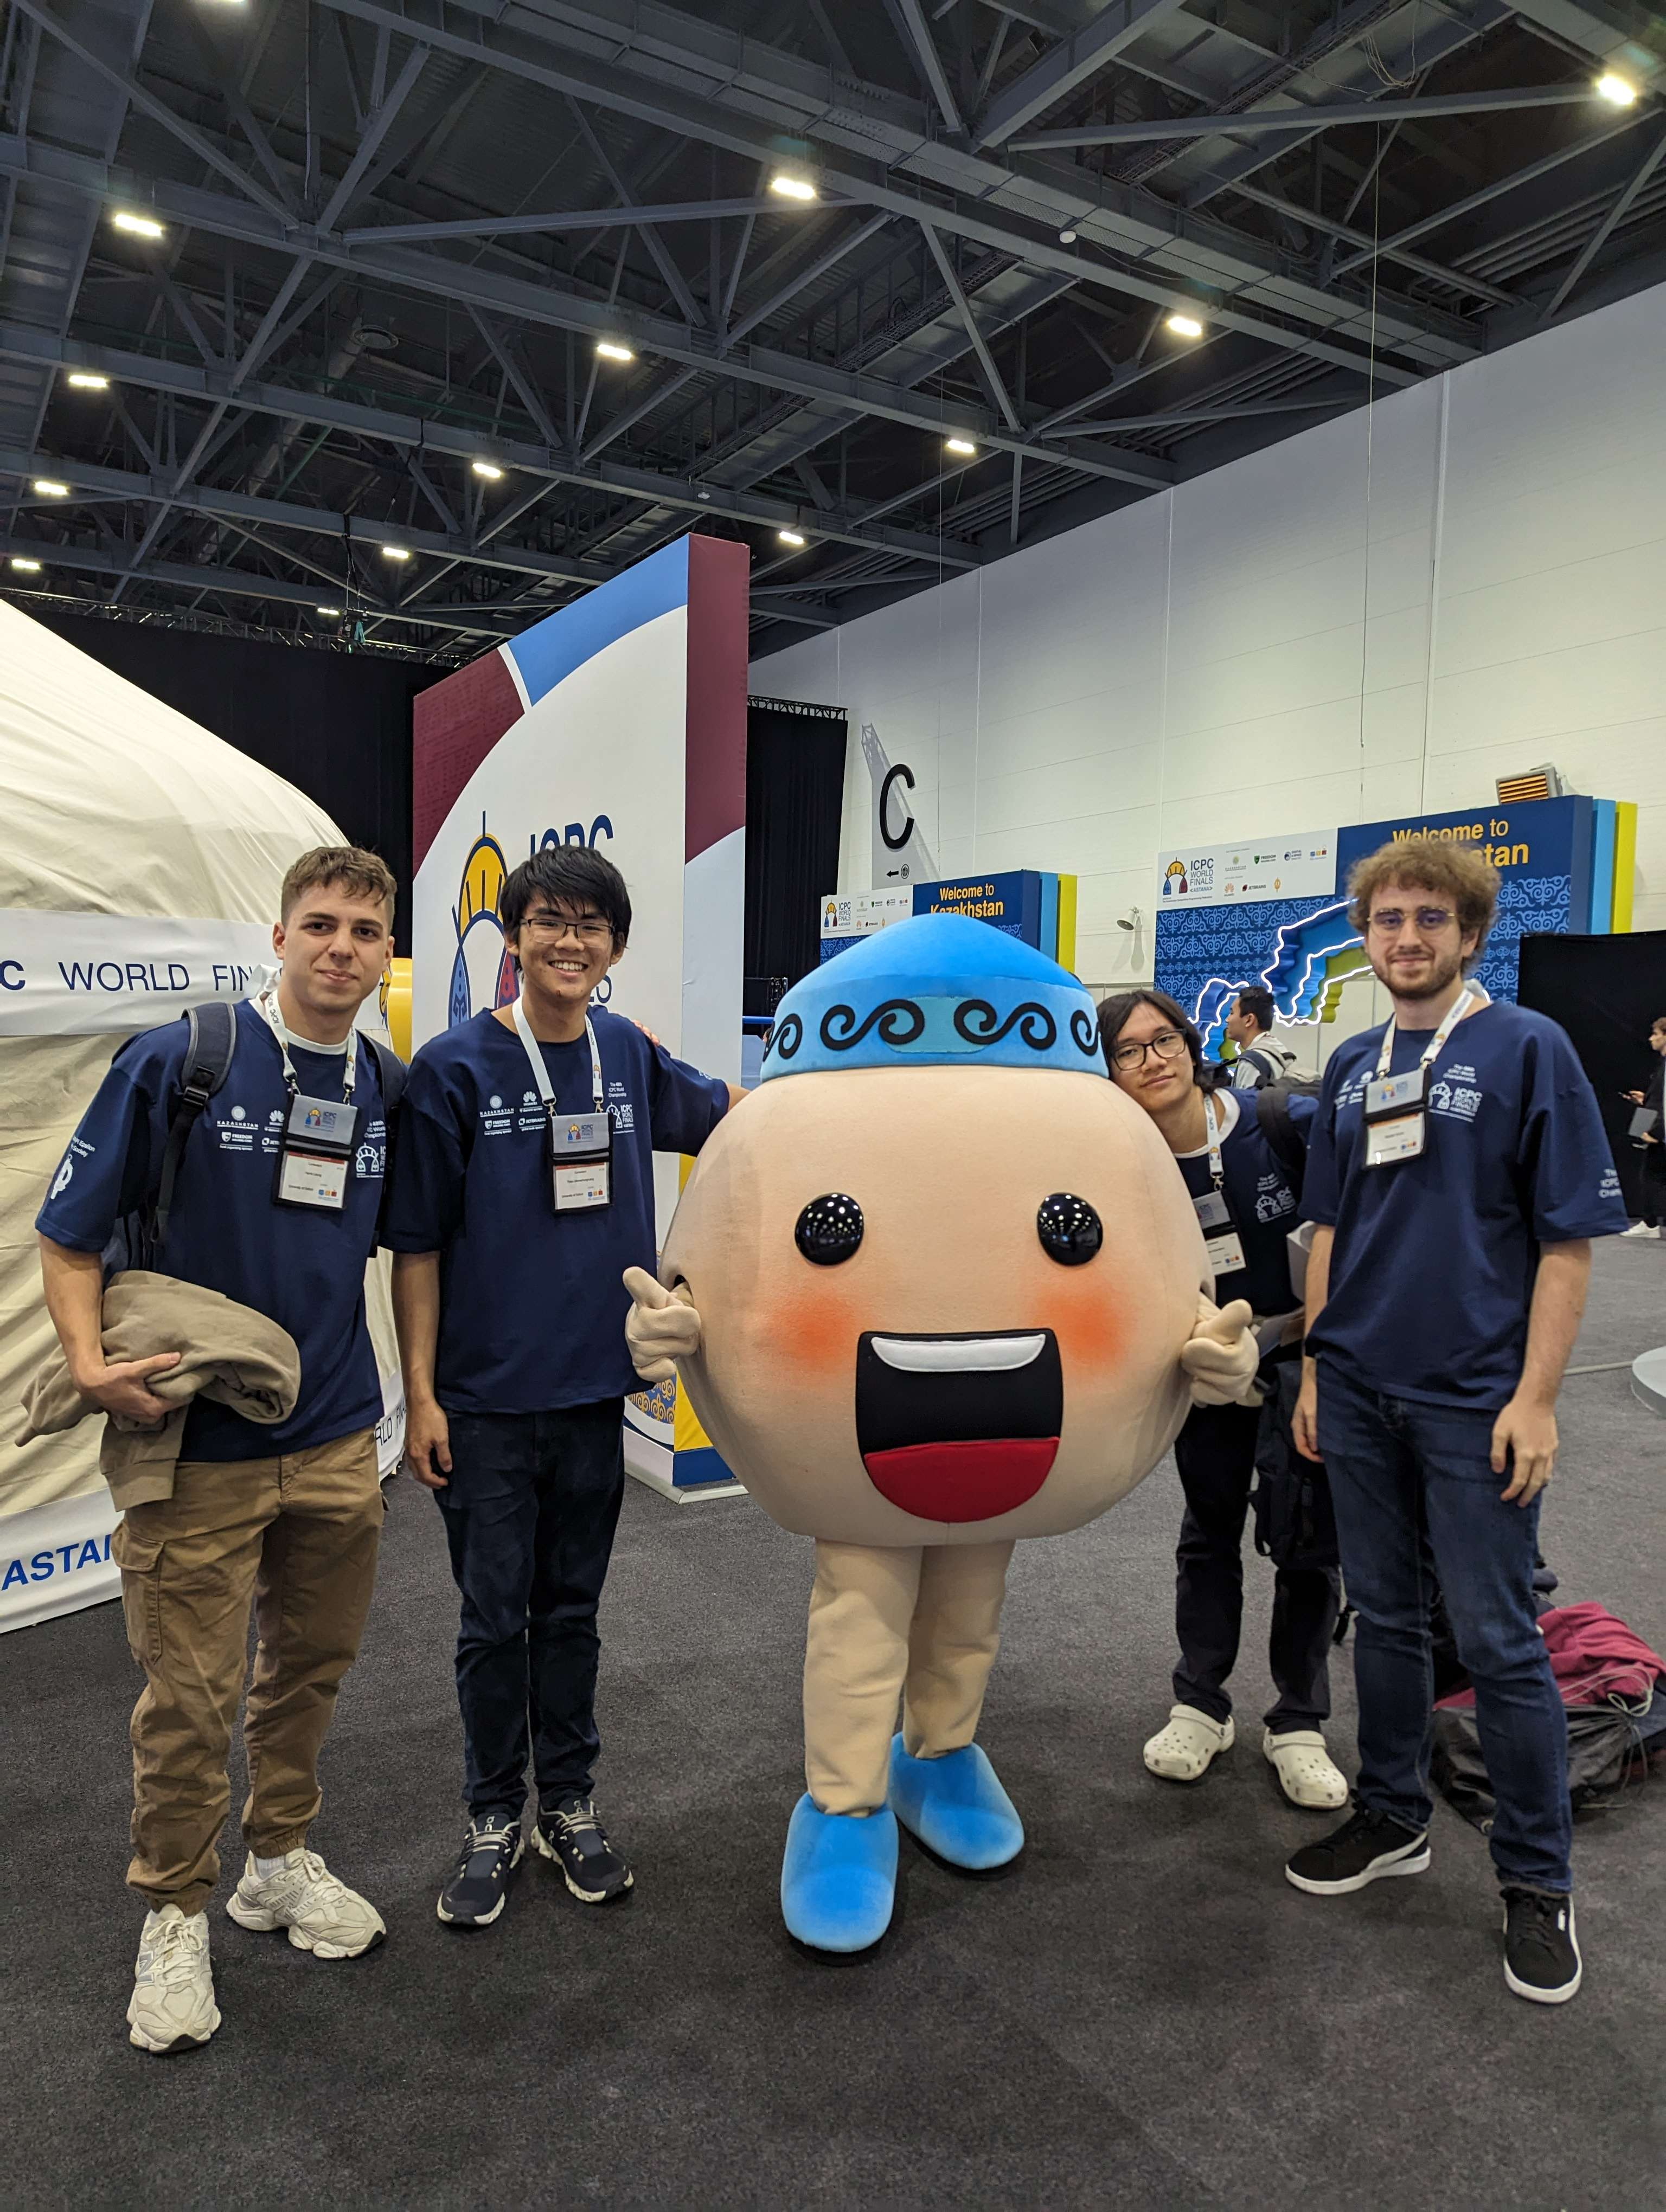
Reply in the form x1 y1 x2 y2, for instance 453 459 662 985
36 845 400 2055
1099 989 1345 1814
386 845 737 1932
1285 837 1626 2007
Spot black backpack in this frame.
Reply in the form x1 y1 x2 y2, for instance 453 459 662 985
126 1000 406 1263
1254 1075 1323 1200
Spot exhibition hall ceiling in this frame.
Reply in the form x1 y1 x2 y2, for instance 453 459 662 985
0 0 1662 664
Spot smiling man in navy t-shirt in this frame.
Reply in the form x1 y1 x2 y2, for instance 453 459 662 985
386 846 738 1932
36 845 400 2055
1286 836 1625 2005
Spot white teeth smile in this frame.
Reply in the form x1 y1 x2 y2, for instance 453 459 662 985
871 1334 1046 1375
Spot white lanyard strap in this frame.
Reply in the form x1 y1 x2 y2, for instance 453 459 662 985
258 989 356 1101
510 996 604 1111
1202 1090 1225 1190
1375 982 1475 1081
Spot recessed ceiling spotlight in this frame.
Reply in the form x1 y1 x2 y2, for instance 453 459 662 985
595 339 635 362
1165 309 1206 339
33 478 69 497
381 544 411 561
67 371 110 390
10 556 42 572
945 435 978 458
112 209 165 239
1595 71 1638 105
769 173 818 202
471 459 504 480
1058 227 1078 245
777 528 806 547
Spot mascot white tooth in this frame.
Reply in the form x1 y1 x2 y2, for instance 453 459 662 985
625 913 1257 1951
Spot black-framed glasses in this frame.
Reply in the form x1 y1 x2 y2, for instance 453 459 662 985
1368 905 1456 935
1111 1029 1189 1072
519 911 612 945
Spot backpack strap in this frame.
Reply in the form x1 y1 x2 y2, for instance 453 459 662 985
152 1000 238 1247
363 1033 407 1115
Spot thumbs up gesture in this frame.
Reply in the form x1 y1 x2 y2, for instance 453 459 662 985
1180 1295 1261 1407
623 1266 703 1382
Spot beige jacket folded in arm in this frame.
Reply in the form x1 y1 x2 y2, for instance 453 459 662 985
18 1271 300 1509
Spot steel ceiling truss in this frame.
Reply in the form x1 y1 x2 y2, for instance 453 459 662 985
0 0 1659 658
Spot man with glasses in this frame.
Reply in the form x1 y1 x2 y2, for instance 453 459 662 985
386 847 741 1930
1287 837 1624 2004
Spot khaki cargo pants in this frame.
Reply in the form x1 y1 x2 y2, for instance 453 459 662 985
110 1427 383 1917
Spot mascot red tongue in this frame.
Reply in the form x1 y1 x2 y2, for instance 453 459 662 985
624 911 1259 1952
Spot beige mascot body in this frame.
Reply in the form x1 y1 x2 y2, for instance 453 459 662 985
626 913 1255 1950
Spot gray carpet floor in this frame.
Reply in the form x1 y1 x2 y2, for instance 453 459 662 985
4 1243 1663 2210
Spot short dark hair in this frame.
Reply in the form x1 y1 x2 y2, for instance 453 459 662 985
1236 986 1274 1033
1096 987 1203 1075
500 846 631 944
280 844 396 922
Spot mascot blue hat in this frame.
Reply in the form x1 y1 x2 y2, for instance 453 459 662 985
760 911 1106 1082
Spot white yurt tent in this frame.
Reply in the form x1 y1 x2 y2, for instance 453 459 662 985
0 602 403 1631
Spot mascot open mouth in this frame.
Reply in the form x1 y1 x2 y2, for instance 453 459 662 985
855 1329 1062 1521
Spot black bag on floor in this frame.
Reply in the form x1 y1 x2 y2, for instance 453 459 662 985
1251 1355 1340 1572
1432 1697 1664 1831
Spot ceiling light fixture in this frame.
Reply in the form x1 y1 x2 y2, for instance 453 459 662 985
1058 227 1078 245
381 544 411 561
1595 71 1638 105
10 556 42 573
471 459 504 480
945 435 978 458
1165 309 1206 339
67 371 110 390
777 528 806 548
316 605 342 616
33 478 69 497
595 339 635 363
112 209 165 239
769 173 818 202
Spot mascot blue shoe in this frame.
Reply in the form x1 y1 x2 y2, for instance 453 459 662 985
888 1736 1025 1870
780 1796 899 1952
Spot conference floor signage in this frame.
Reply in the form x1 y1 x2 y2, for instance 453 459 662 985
0 910 274 1034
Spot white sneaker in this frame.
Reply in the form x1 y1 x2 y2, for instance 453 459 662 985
1620 1222 1660 1239
128 1905 220 2053
1263 1727 1350 1809
1143 1704 1234 1782
226 1848 386 1959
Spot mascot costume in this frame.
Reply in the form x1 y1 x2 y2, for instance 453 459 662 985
625 914 1257 1951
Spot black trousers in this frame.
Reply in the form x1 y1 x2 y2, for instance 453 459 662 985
1170 1399 1340 1734
1639 1147 1666 1228
434 1400 626 1819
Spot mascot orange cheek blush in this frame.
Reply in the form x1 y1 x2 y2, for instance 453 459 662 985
623 912 1259 1952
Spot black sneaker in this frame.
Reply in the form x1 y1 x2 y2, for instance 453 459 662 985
533 1794 633 1904
437 1812 524 1928
1285 1804 1431 1895
1502 1886 1581 2004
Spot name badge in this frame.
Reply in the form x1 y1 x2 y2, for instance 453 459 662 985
286 1093 360 1147
547 1107 612 1214
1205 1229 1246 1277
276 1149 349 1210
1364 1111 1426 1168
273 1092 357 1212
1194 1188 1232 1233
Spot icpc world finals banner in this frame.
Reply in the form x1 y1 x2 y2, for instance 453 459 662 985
410 533 749 1493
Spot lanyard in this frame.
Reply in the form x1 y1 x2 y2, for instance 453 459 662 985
257 989 356 1101
1202 1090 1226 1192
510 996 605 1111
1374 983 1475 1082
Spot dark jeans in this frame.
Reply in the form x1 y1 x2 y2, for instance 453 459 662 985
435 1400 626 1820
1171 1398 1339 1733
1315 1358 1571 1893
1640 1148 1666 1228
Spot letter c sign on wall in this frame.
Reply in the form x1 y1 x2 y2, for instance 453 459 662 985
879 762 916 852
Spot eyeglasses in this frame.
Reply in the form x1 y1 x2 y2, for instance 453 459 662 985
519 911 612 945
1110 1029 1189 1071
1368 906 1456 935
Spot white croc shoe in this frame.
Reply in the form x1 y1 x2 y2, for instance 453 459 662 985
1264 1728 1349 1809
1143 1705 1235 1782
128 1905 220 2054
227 1848 386 1959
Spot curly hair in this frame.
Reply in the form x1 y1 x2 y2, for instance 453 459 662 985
1346 835 1498 967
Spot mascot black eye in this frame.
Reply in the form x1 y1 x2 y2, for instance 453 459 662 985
1037 1192 1102 1266
795 1193 864 1266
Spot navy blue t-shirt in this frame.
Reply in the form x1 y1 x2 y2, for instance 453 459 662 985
35 999 388 1459
1303 1000 1625 1409
1175 1088 1313 1319
381 1007 729 1415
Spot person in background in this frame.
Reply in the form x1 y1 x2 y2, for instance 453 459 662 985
1619 1013 1666 1238
35 846 399 2055
386 846 743 1933
1099 988 1346 1811
1288 837 1626 2006
1223 987 1285 1090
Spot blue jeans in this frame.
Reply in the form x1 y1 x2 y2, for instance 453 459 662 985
1315 1360 1571 1893
435 1401 625 1820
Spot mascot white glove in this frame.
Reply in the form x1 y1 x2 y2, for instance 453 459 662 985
1180 1295 1261 1408
623 1266 702 1383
